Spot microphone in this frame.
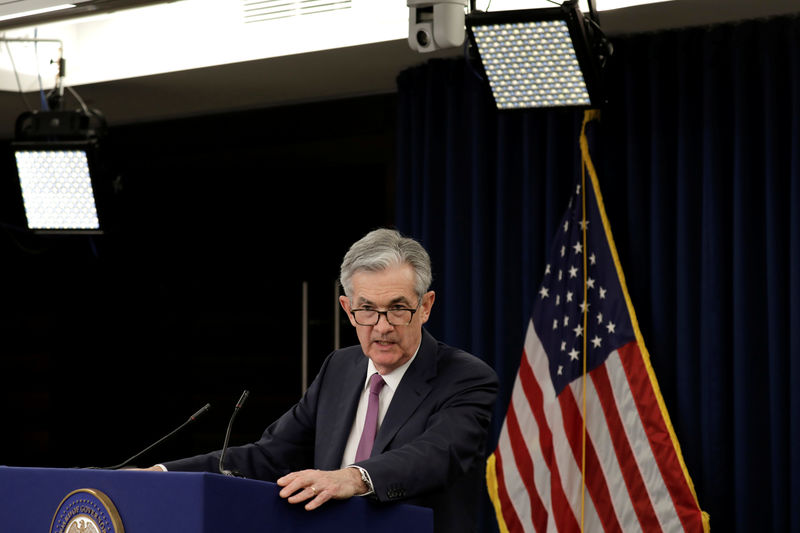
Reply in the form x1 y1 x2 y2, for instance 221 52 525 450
104 403 211 470
219 389 250 477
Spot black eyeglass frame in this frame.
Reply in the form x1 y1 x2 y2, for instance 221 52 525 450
349 305 421 326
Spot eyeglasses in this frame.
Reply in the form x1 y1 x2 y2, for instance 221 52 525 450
349 306 419 326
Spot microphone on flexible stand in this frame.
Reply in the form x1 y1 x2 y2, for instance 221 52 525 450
219 390 250 477
103 403 211 470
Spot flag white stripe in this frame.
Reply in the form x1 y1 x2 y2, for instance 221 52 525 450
497 421 536 533
605 351 684 532
510 366 553 529
525 322 603 531
569 366 644 533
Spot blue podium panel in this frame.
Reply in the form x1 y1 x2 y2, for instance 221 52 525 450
0 466 433 533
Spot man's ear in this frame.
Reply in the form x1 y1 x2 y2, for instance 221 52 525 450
419 291 435 324
340 295 357 327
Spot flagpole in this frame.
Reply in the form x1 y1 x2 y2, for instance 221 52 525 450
579 114 589 533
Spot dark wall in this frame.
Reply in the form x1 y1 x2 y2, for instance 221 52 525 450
0 93 397 469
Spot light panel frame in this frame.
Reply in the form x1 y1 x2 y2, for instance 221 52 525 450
12 140 107 234
466 2 604 110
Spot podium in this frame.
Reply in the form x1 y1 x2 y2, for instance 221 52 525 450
0 466 433 532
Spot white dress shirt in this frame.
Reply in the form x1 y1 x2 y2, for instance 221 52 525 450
340 346 419 468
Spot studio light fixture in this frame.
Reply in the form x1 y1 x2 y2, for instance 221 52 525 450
11 108 112 234
466 0 611 109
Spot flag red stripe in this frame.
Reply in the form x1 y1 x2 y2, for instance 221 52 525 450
505 397 549 532
591 361 663 532
558 384 623 533
617 342 703 532
519 350 581 533
494 448 526 533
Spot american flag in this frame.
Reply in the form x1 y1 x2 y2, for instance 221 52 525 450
486 113 708 533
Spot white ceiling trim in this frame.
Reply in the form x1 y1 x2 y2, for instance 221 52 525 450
0 0 407 91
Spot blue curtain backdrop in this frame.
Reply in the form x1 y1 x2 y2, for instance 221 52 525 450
395 14 800 533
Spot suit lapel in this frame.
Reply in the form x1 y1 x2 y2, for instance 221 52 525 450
317 353 367 470
372 329 437 454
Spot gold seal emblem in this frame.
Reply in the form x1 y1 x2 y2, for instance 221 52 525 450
50 488 124 533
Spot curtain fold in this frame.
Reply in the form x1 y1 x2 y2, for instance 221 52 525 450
396 14 800 533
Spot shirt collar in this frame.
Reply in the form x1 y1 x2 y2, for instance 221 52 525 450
364 341 421 392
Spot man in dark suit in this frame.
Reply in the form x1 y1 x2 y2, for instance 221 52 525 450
153 228 498 532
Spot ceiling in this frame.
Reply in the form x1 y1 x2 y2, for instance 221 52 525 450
0 0 798 140
0 0 165 29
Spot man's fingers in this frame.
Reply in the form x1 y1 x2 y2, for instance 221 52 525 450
284 483 333 510
304 489 331 511
286 485 315 503
277 469 317 500
279 479 306 499
278 468 360 509
276 469 306 487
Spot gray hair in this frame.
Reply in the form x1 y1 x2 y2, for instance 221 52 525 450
340 228 432 299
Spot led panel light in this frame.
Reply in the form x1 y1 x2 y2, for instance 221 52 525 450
13 143 103 233
467 2 604 109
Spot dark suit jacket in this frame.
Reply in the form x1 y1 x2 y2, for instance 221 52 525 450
163 329 499 533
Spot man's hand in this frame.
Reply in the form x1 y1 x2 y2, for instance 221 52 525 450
277 468 366 510
121 465 166 471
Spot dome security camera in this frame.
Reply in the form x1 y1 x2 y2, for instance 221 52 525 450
407 0 468 53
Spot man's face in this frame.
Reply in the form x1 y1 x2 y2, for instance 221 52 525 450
339 263 435 375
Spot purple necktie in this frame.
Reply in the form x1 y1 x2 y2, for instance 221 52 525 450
354 373 386 462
